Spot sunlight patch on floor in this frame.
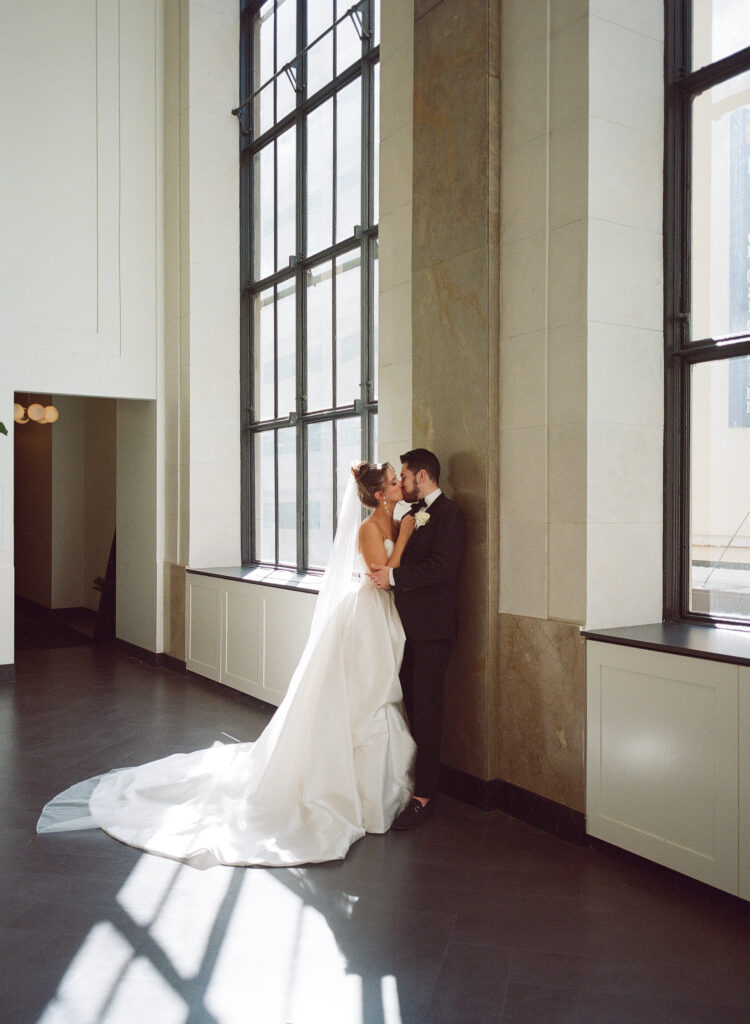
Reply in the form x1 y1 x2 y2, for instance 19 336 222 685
146 863 234 978
205 871 364 1024
36 853 402 1024
36 921 134 1024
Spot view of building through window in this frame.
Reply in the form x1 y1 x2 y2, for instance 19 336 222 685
240 0 380 571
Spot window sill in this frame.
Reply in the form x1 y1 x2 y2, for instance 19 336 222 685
582 621 750 668
186 565 322 595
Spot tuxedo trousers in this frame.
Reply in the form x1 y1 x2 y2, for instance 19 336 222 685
399 637 451 798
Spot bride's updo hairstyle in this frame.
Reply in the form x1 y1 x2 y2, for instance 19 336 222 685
352 461 391 509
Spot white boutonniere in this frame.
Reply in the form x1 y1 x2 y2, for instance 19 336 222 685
414 509 430 529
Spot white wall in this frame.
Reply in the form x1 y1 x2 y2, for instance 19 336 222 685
378 0 414 461
585 1 663 629
0 0 161 398
499 0 664 631
178 0 242 572
0 0 164 665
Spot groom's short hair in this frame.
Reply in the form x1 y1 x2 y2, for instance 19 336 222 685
400 448 440 484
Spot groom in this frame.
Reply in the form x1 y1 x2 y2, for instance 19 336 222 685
368 448 466 829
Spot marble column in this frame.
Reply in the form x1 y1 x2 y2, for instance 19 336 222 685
412 0 500 782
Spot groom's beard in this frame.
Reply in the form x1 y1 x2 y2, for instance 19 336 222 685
402 485 419 503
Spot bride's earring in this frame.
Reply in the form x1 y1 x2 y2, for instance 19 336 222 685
383 498 390 516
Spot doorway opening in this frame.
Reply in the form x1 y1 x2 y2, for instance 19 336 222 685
14 394 117 651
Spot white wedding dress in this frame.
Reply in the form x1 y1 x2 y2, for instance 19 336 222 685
37 484 416 867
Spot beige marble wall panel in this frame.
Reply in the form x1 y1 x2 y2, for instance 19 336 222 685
499 612 586 811
412 0 499 782
413 0 489 272
166 562 186 659
412 245 489 520
414 0 443 21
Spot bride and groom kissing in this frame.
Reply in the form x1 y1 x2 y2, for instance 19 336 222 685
366 449 466 830
37 448 466 867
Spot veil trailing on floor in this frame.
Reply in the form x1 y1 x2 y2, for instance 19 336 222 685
36 464 414 866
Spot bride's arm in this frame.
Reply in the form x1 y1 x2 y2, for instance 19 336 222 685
358 516 415 570
388 514 415 567
358 519 388 569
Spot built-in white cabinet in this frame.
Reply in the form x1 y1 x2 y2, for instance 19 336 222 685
186 572 316 706
587 641 746 897
740 667 750 901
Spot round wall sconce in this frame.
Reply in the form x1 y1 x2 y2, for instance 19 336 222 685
13 399 59 425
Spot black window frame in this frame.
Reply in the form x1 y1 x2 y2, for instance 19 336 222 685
664 1 750 621
238 0 380 571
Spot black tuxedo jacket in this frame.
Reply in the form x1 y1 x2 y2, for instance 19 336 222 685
393 492 466 643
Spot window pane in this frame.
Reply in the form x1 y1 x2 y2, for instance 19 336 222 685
691 83 750 340
277 279 296 416
307 99 334 255
307 420 333 568
307 260 333 410
255 431 276 562
278 426 297 564
690 359 750 618
276 127 296 271
253 143 275 281
336 417 361 521
335 252 361 405
372 0 380 48
369 410 378 459
276 0 297 68
253 3 274 136
693 0 750 69
276 0 298 120
254 287 275 420
336 78 361 242
277 68 297 123
307 0 334 96
336 0 361 75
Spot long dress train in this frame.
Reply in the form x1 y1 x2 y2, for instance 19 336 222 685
36 538 415 867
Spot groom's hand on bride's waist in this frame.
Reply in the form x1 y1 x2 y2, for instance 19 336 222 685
367 564 392 590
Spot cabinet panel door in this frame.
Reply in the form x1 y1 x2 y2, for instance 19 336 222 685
587 643 739 894
186 575 221 682
740 667 750 901
222 584 263 697
262 587 316 704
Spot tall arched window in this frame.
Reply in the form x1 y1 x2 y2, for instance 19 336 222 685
239 0 380 570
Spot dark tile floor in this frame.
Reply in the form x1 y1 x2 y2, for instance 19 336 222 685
2 644 750 1024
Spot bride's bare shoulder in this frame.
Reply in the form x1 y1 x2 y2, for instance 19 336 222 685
358 514 377 541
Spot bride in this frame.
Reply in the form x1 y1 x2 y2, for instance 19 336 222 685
37 462 417 867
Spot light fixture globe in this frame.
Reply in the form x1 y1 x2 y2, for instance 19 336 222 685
14 403 27 423
27 403 45 421
44 405 59 423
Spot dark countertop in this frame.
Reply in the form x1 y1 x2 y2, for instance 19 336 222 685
583 621 750 667
186 565 321 594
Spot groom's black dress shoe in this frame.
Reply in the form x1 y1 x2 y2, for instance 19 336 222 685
392 798 434 830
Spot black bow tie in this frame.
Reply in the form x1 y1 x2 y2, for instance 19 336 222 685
410 499 427 513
